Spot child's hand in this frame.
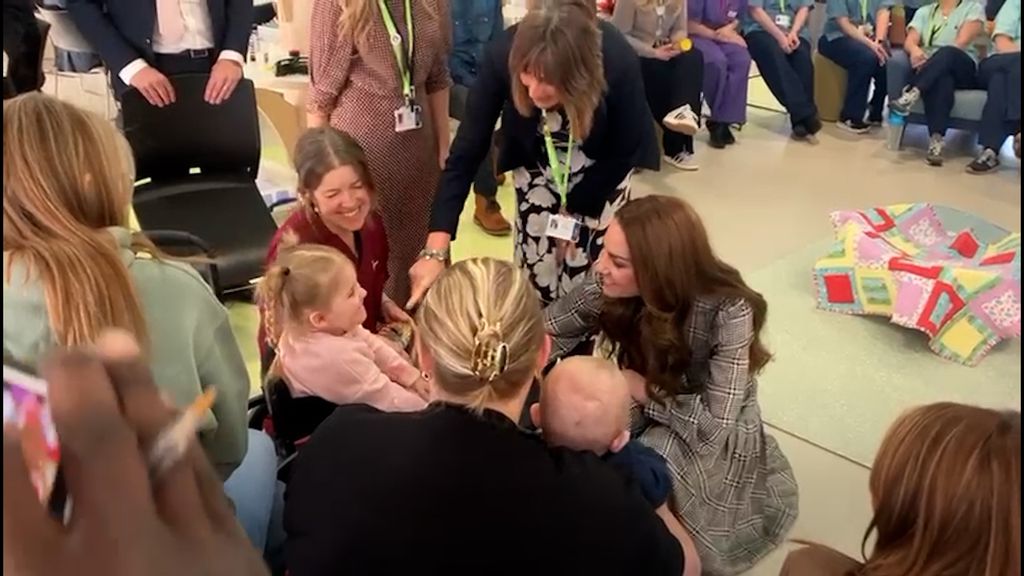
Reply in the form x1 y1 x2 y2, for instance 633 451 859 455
622 369 650 405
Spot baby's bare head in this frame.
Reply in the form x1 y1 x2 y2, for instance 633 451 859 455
535 357 631 455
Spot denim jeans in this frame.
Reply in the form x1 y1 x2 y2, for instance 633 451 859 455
224 429 279 552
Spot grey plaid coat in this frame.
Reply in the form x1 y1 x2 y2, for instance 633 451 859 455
544 280 799 576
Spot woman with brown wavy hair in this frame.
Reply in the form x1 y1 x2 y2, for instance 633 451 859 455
545 194 798 575
409 0 660 307
308 0 451 305
782 402 1021 576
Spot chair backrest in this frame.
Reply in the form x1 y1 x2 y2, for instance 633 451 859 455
36 8 93 54
122 74 261 181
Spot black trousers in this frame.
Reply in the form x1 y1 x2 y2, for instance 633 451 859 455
640 50 704 156
2 0 44 97
746 32 817 125
910 46 978 135
977 52 1021 150
449 83 499 199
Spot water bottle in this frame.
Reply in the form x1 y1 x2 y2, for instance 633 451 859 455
886 111 905 151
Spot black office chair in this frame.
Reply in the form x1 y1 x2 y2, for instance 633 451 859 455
122 74 277 298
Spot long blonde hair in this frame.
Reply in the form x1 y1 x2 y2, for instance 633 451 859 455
337 0 439 52
862 403 1021 576
416 258 544 413
255 242 355 348
3 94 152 348
510 0 606 140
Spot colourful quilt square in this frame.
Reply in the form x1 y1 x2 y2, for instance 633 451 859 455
933 315 996 365
919 283 965 336
823 273 855 304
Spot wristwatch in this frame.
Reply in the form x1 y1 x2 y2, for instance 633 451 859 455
418 247 451 264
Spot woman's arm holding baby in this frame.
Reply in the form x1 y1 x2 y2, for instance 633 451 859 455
655 505 702 576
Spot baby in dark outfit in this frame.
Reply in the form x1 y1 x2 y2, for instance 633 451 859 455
530 356 671 507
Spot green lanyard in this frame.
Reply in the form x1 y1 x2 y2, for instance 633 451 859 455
925 2 959 47
779 0 786 15
541 112 574 201
859 0 868 22
378 0 415 101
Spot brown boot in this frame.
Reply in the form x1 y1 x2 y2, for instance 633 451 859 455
473 194 511 236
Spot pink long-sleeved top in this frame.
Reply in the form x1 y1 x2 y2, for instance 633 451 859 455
278 327 426 412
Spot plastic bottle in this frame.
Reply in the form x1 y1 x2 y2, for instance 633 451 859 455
886 110 905 151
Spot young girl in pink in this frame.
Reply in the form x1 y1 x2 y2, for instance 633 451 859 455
256 244 428 412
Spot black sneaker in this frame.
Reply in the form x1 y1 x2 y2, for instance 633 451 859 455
966 148 1001 174
805 116 823 135
708 122 728 149
867 113 884 127
723 124 737 145
792 122 810 140
837 119 871 134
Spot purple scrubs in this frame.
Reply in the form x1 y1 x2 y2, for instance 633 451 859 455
688 0 751 123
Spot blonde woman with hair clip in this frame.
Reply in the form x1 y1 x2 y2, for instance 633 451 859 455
307 0 452 305
782 402 1021 576
2 94 279 551
284 258 691 576
409 0 660 308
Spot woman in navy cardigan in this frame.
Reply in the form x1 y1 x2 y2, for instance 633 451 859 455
408 0 659 307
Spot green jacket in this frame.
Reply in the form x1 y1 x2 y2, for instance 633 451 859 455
3 227 249 478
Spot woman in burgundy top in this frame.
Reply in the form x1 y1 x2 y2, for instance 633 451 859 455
261 128 410 361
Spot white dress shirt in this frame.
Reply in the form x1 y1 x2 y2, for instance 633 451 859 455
119 0 245 85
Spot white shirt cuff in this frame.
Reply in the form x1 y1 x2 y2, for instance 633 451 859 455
218 50 246 66
119 59 150 86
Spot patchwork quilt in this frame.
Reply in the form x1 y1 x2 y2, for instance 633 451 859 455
814 204 1021 366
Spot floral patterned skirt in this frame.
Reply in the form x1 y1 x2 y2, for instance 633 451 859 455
511 167 632 304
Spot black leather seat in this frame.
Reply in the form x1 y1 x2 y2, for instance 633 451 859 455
122 75 276 297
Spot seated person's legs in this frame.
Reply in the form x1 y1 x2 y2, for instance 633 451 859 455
968 52 1021 174
817 36 879 132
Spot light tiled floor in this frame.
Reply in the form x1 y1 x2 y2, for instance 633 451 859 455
637 108 1019 574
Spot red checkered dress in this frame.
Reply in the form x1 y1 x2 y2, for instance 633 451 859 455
309 0 452 304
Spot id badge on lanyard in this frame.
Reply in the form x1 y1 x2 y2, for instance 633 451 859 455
858 0 873 36
724 0 738 20
774 0 791 28
379 0 421 133
541 112 581 241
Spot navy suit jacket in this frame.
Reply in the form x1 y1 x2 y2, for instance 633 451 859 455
66 0 253 77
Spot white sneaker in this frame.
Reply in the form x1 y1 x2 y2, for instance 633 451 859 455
663 105 700 136
664 152 700 171
891 86 921 116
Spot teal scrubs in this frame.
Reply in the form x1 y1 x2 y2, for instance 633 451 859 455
744 0 815 39
823 0 896 41
993 0 1021 46
908 0 987 60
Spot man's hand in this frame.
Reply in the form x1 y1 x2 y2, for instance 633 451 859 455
776 32 793 53
717 29 748 47
909 47 928 69
653 44 680 61
130 66 176 108
786 31 801 52
205 60 243 105
871 39 890 64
